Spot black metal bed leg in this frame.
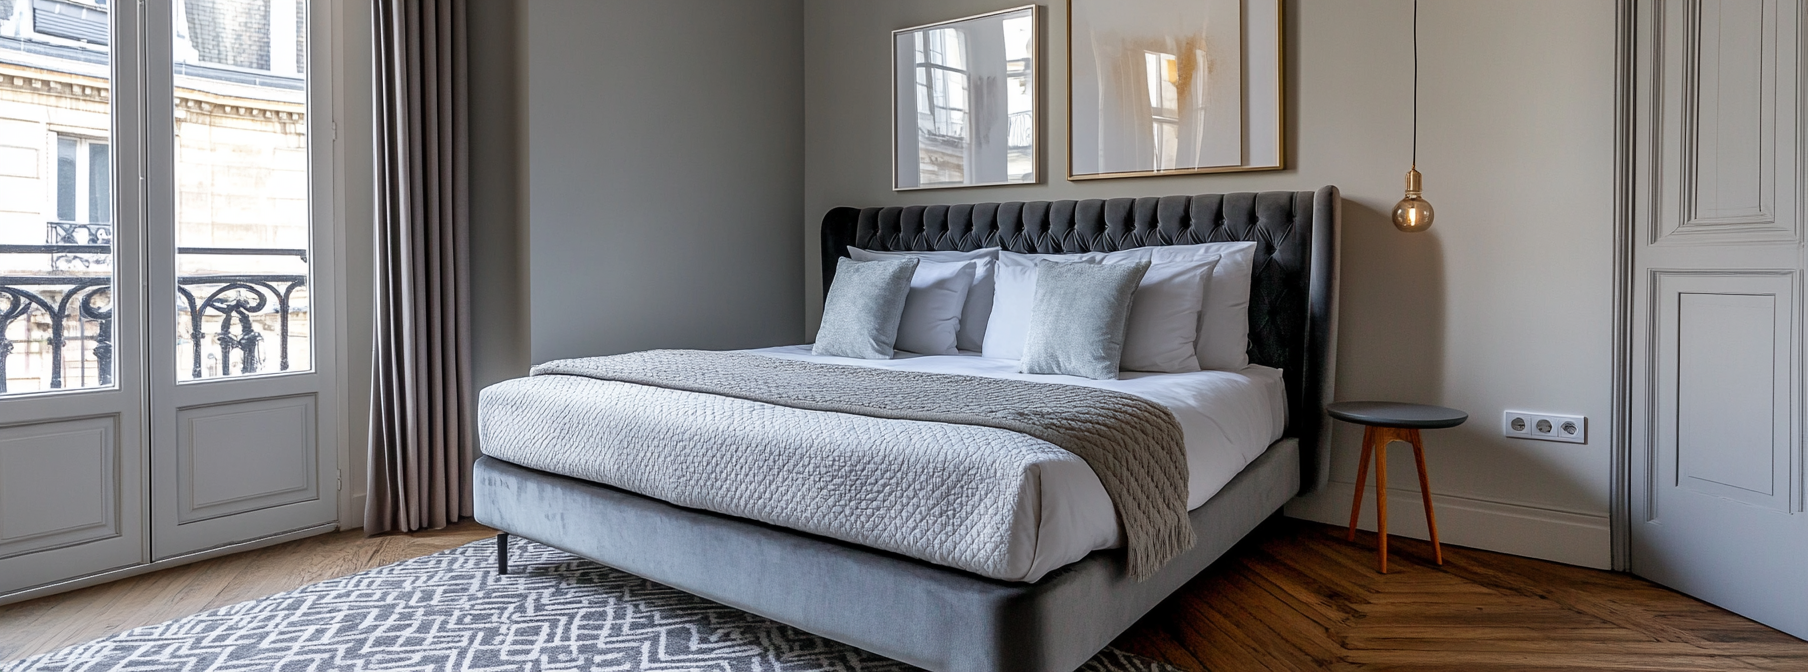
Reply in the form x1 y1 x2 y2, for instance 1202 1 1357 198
497 533 510 575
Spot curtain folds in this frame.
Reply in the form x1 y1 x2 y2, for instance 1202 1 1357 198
366 0 474 535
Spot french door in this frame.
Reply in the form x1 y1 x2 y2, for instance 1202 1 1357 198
0 0 338 597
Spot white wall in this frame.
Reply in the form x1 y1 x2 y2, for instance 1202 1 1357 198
523 0 806 362
803 0 1618 567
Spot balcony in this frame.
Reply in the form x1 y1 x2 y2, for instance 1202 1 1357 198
0 224 309 395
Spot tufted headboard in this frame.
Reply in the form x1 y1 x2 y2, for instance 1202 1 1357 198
819 186 1341 495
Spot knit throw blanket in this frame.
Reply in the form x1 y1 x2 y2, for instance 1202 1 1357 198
502 350 1193 580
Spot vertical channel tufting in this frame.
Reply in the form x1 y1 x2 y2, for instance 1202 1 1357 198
1126 197 1158 248
1188 194 1225 243
966 203 996 251
1155 195 1191 245
943 204 971 250
914 205 941 249
820 189 1337 468
1037 201 1067 253
1220 193 1256 242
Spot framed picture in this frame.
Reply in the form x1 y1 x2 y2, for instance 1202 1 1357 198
893 5 1040 191
1068 0 1282 180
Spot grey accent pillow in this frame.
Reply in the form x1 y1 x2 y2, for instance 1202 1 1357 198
814 257 919 359
1019 260 1150 379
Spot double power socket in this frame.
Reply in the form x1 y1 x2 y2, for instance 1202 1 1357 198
1502 410 1587 444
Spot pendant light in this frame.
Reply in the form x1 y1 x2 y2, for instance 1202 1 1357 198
1393 0 1434 232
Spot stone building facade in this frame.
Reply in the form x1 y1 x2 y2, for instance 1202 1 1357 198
0 0 310 393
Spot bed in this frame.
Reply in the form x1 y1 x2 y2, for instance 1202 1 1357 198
474 187 1341 672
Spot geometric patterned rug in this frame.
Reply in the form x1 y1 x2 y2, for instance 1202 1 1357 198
2 537 1186 671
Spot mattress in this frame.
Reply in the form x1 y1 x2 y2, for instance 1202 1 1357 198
744 345 1288 581
481 345 1287 582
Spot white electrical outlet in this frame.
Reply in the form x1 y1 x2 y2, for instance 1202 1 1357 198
1502 411 1532 437
1503 410 1586 444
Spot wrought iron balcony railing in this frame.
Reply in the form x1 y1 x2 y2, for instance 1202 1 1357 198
0 239 308 394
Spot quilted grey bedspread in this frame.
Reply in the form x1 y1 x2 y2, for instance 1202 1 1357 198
479 349 1192 580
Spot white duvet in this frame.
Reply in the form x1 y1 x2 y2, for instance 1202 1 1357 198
747 345 1287 581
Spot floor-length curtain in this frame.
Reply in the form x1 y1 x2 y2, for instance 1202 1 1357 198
366 0 473 535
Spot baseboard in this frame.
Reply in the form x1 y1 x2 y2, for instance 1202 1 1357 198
0 523 337 608
339 492 367 531
1286 481 1612 570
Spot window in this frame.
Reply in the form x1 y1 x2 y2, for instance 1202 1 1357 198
915 27 969 184
54 134 110 226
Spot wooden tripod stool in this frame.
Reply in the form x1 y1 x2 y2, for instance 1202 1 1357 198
1327 401 1468 573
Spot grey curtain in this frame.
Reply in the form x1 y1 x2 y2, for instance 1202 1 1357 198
366 0 474 534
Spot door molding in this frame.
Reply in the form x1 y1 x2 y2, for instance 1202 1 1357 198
1610 0 1637 573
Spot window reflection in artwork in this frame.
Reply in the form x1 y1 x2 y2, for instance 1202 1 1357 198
893 6 1038 190
1144 51 1180 171
1003 14 1033 181
915 27 969 185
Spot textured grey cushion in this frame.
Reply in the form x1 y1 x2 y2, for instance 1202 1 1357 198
814 257 918 359
1020 260 1150 379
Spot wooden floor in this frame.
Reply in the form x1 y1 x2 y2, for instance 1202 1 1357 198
1113 518 1808 671
0 522 494 664
3 518 1805 670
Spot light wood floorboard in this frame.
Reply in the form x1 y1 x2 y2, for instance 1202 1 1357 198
4 518 1806 670
0 522 494 664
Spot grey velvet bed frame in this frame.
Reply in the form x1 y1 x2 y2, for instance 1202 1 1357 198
474 187 1341 672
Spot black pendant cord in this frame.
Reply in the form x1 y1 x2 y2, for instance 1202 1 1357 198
1412 0 1419 169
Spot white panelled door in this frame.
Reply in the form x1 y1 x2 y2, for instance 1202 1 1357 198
0 0 338 597
1629 0 1808 639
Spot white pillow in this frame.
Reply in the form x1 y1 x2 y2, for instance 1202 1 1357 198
980 263 1040 360
849 247 1000 351
892 260 977 355
1149 242 1257 371
1119 256 1220 373
988 251 1140 359
998 249 1152 267
985 250 1218 371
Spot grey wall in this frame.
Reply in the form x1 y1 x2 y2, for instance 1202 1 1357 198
804 0 1617 567
343 0 803 529
469 0 529 388
524 0 806 362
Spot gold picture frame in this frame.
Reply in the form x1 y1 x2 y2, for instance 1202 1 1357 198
1067 0 1284 180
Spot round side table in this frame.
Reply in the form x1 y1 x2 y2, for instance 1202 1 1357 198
1327 401 1468 574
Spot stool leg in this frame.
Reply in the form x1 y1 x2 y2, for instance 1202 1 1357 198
1376 431 1389 574
1410 430 1443 565
1348 426 1376 542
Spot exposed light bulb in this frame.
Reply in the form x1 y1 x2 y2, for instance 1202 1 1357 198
1392 167 1434 232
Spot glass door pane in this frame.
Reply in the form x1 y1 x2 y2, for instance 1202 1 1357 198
172 0 309 381
0 0 117 396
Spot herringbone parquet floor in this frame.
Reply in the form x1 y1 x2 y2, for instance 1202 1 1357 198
1113 518 1808 671
3 517 1805 670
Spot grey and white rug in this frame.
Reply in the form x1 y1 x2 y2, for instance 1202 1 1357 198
5 537 1184 671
